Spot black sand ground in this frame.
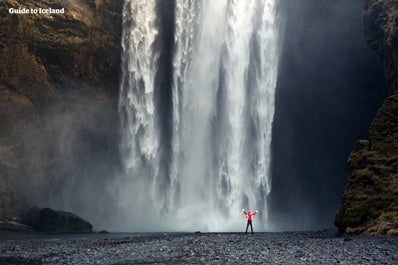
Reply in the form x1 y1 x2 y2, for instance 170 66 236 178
0 231 397 264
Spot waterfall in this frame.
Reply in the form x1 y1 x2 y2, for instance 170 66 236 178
119 0 279 232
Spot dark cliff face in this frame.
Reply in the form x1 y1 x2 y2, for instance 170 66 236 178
364 0 398 95
0 0 123 228
335 0 398 235
270 0 386 230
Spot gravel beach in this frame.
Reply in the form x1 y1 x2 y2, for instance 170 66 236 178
0 231 397 264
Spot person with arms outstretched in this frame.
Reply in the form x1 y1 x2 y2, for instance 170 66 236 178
242 208 258 234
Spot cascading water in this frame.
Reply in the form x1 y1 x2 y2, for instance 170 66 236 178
119 0 279 232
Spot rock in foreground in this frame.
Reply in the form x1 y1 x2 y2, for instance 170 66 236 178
22 207 92 234
0 185 92 234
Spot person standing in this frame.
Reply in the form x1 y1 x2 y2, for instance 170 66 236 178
242 208 258 234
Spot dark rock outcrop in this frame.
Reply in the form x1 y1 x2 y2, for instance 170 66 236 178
22 207 93 234
335 0 398 236
0 185 92 234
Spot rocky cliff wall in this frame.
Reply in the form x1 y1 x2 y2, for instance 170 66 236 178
364 0 398 95
335 0 398 236
0 0 122 228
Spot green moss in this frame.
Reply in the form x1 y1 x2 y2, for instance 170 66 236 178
382 211 396 222
370 94 398 153
336 92 398 236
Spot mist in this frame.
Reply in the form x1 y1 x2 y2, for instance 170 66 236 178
3 0 388 233
269 0 386 230
10 86 122 231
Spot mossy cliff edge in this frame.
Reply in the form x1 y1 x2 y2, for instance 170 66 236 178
335 0 398 236
0 0 122 231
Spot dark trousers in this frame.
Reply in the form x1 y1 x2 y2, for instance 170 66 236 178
246 221 253 234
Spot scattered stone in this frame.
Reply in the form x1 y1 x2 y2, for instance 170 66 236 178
0 256 42 265
0 232 397 265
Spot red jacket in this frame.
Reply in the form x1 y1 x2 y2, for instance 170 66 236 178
243 211 257 221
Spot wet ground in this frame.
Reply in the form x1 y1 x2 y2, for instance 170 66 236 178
0 231 397 264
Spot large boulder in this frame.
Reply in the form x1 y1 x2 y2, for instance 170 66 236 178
0 185 93 234
23 207 93 234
